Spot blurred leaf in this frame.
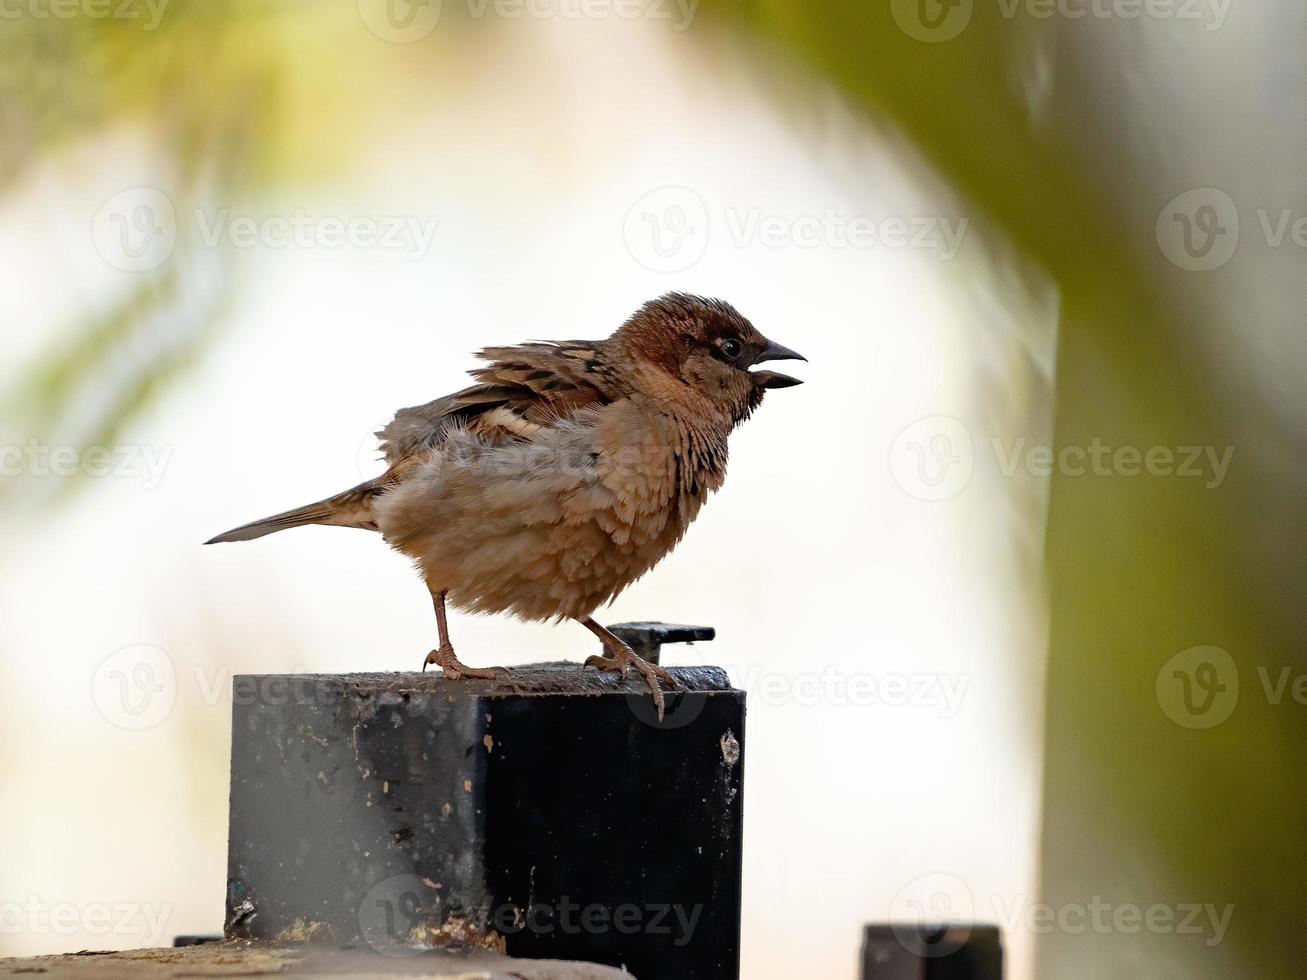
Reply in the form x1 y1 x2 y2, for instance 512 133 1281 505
697 4 1304 978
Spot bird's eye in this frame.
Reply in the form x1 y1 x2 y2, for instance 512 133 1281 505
720 337 742 360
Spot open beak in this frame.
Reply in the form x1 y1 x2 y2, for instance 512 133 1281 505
751 338 806 389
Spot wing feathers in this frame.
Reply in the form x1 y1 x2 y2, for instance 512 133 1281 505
376 341 617 466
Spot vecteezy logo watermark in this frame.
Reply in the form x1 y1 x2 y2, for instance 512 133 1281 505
1 440 172 489
891 0 975 42
623 186 710 273
91 644 177 730
92 187 177 272
890 417 1236 501
191 209 439 259
888 416 976 502
890 873 1233 952
358 876 702 953
357 0 443 41
0 898 173 945
358 874 444 957
358 0 699 41
739 667 969 715
1157 187 1307 272
724 209 969 259
889 873 976 957
0 0 169 29
626 665 970 730
95 659 486 731
893 0 1229 43
622 189 970 273
1155 188 1240 272
1156 645 1239 729
1157 647 1307 730
92 188 441 270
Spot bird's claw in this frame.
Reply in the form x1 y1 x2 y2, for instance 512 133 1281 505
584 652 620 672
423 644 506 680
584 649 683 722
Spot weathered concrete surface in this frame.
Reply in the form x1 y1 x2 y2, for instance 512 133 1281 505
0 940 632 978
253 662 734 697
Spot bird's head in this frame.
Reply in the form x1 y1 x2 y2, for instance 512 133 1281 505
611 292 805 424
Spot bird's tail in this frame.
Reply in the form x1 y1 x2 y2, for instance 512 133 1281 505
204 480 384 545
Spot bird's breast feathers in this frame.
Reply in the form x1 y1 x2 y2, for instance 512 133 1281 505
372 397 726 620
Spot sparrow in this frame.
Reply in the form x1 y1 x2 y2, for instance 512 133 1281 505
206 293 804 718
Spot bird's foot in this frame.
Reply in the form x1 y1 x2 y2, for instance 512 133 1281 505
422 643 506 680
585 645 682 721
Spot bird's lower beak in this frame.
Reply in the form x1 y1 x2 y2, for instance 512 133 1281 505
751 370 804 389
751 338 805 388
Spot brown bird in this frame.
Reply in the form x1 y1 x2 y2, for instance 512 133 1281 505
206 293 803 717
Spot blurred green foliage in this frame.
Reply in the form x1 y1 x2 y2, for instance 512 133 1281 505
0 3 275 506
694 3 1302 977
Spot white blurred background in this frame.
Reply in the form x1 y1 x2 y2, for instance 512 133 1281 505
0 6 1056 977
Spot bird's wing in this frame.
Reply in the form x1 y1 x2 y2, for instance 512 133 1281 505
376 341 616 466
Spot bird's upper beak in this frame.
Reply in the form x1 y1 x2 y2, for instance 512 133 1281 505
750 338 806 389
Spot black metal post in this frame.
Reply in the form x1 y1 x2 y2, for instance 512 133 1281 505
226 625 743 980
861 924 1004 979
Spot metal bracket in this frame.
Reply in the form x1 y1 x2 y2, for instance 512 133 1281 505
608 621 716 665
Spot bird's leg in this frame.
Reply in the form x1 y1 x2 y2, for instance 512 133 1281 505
422 588 505 679
580 617 682 721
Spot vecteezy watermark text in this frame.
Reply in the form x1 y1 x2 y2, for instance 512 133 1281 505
1156 645 1307 730
888 416 1235 501
357 0 700 42
622 186 969 273
723 209 969 259
0 0 169 29
733 665 969 716
490 896 702 947
1155 187 1307 272
0 898 172 946
92 187 440 272
990 895 1233 946
891 0 1231 44
2 440 171 489
358 874 702 957
892 873 1233 951
991 437 1234 488
191 209 439 258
